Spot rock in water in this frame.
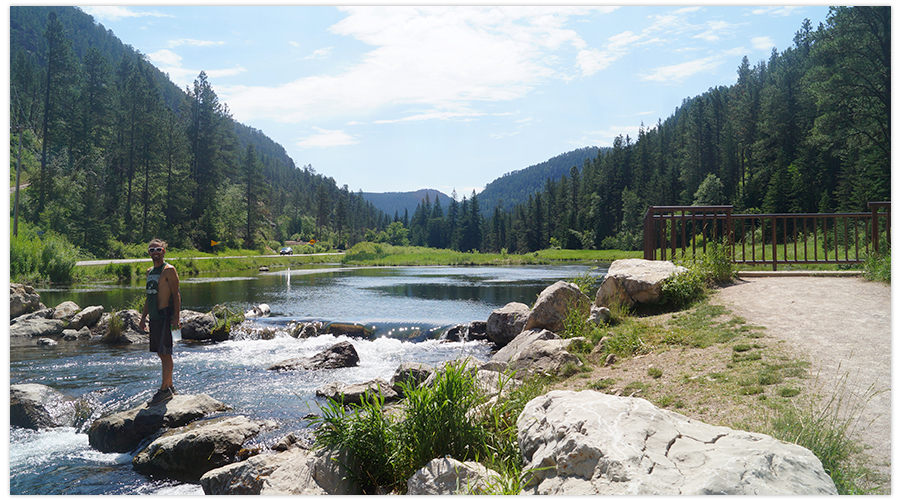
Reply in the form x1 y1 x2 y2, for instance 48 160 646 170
517 390 838 495
486 302 530 347
268 340 360 371
10 384 78 429
87 394 228 453
132 415 273 482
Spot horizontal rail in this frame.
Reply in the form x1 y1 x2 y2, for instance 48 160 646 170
643 203 890 271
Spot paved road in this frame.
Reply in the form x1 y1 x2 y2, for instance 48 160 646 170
76 252 343 266
711 276 891 489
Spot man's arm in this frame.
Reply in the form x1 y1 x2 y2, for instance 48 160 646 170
138 267 151 331
167 265 182 328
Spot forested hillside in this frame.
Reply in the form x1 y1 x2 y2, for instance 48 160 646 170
399 7 889 254
10 6 890 261
477 146 602 213
10 6 389 257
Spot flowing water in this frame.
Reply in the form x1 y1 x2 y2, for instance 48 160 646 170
10 264 606 494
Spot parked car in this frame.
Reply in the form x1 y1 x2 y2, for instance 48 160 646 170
279 247 293 255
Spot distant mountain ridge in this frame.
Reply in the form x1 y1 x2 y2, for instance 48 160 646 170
362 189 453 220
477 147 604 212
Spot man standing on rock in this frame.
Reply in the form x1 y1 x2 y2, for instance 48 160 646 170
138 238 181 406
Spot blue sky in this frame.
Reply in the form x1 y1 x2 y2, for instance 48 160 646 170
79 4 832 195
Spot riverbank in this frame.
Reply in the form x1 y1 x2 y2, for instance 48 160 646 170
66 246 641 286
550 276 890 494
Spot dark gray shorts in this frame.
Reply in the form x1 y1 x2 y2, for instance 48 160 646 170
149 307 174 355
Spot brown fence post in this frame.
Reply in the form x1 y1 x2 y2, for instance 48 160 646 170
643 208 653 260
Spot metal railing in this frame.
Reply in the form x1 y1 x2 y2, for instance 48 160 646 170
643 202 890 270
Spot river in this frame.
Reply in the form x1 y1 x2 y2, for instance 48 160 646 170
10 264 605 495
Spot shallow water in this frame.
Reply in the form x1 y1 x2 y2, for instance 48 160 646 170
11 264 605 494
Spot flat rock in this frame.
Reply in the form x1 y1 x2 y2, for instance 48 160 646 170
517 390 838 495
316 378 399 405
87 393 228 453
133 415 274 482
481 328 558 373
9 318 66 337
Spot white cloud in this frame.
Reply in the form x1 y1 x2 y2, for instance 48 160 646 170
573 125 641 148
166 39 225 48
148 49 246 88
751 36 776 51
219 6 615 123
304 47 333 60
374 110 485 124
693 20 737 42
296 127 359 148
639 55 724 83
81 6 172 22
751 6 801 17
147 49 182 68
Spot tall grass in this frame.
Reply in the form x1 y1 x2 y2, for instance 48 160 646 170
309 361 549 494
766 372 884 494
863 250 890 283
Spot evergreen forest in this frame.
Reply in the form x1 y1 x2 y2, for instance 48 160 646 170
10 6 389 257
9 6 891 259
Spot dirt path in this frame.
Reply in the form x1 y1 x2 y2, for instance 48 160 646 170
710 276 891 487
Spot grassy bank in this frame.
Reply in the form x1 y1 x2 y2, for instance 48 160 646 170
340 242 640 266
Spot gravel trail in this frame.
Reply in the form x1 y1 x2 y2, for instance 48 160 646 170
710 276 891 488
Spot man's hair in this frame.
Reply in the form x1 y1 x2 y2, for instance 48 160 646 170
148 238 167 249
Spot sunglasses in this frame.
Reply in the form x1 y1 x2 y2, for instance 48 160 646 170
148 247 164 254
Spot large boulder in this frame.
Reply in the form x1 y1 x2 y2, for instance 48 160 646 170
96 309 146 345
481 328 558 373
50 301 81 321
523 281 590 333
268 340 360 371
69 305 104 330
486 302 530 347
132 415 274 482
316 378 399 405
201 447 306 495
507 337 584 378
517 390 838 495
87 394 228 453
10 384 79 429
180 311 224 341
407 457 501 495
260 448 360 495
10 283 42 319
596 259 688 308
9 318 66 337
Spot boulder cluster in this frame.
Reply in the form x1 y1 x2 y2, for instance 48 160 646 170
9 261 839 495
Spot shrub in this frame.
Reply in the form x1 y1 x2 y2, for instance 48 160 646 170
647 367 663 379
660 266 706 307
10 222 79 284
864 250 890 284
